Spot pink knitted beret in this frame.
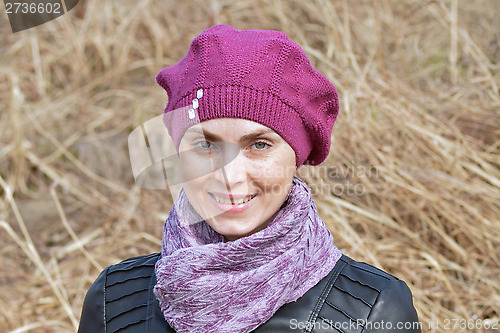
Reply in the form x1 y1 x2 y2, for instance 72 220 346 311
157 25 339 166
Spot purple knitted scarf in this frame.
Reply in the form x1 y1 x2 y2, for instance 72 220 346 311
154 176 342 333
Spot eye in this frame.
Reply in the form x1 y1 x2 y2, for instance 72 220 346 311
192 140 216 150
252 141 271 150
199 141 212 149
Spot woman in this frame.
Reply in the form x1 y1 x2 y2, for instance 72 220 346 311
78 25 421 333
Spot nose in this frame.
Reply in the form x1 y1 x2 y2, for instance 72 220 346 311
213 150 248 190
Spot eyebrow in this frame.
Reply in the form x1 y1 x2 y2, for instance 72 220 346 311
185 128 275 141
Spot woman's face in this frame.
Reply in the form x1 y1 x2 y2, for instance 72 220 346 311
178 118 297 241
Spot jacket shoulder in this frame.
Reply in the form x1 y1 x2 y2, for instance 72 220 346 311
311 255 421 332
78 253 163 333
105 252 160 280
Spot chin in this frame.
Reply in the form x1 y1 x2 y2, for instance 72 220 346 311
208 219 260 241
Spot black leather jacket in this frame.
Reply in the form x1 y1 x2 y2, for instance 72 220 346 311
78 253 421 332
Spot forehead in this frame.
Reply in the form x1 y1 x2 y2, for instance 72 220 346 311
187 118 277 138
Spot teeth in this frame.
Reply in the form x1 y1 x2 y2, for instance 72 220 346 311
212 194 256 205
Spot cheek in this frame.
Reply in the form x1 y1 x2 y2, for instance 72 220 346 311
179 152 217 185
182 177 215 223
179 155 210 200
249 152 296 191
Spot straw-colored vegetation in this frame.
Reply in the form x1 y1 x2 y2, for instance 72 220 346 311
1 0 498 332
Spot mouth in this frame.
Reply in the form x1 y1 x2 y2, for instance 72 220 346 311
209 192 258 205
208 192 259 213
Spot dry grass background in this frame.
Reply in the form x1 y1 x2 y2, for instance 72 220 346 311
0 0 499 332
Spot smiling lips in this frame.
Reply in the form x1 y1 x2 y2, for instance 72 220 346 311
210 192 258 205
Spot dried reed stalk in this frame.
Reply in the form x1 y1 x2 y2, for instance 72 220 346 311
1 0 498 332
